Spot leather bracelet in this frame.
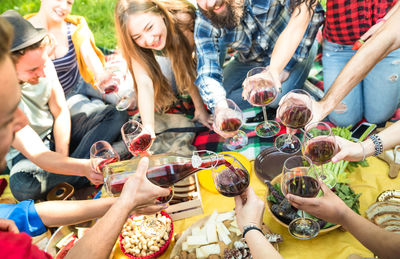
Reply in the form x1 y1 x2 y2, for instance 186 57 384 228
242 225 264 239
369 134 384 156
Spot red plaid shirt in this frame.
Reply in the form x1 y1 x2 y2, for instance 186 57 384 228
323 0 397 45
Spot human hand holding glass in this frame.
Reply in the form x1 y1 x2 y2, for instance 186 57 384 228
275 89 313 153
97 59 136 111
243 67 280 137
213 99 248 150
281 155 320 239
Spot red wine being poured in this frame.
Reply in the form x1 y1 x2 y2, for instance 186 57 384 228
249 89 276 106
129 134 152 154
280 105 312 129
286 175 320 198
220 118 241 132
97 157 119 172
305 137 336 165
146 157 227 187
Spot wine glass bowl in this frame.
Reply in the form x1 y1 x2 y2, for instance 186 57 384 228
213 99 248 150
303 122 338 188
101 59 136 111
211 154 250 197
89 140 120 174
121 120 153 156
281 155 320 239
244 67 281 138
275 89 313 154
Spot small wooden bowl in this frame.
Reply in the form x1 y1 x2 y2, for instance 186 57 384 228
265 174 341 234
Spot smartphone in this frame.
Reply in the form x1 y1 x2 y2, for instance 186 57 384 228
351 122 377 142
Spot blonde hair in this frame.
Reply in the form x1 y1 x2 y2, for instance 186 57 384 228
115 0 196 112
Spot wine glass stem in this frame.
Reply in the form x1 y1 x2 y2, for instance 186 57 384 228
262 106 269 125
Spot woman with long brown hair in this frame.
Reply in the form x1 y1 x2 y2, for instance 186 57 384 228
115 0 212 138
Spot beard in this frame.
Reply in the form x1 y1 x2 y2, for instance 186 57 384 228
199 0 245 30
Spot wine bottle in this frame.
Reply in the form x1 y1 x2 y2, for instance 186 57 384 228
102 151 226 196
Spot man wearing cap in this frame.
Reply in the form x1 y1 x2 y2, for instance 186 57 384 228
0 18 169 259
0 10 125 201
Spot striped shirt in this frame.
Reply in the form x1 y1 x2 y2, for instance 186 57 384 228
194 0 324 109
52 23 80 94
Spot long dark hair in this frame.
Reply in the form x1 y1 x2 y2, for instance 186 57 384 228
115 0 196 112
289 0 317 15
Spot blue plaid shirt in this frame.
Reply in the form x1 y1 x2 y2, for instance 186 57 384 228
194 0 324 109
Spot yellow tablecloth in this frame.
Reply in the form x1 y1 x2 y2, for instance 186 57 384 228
113 157 400 259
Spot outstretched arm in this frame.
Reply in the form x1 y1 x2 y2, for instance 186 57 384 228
313 8 400 122
235 187 283 259
332 120 400 162
287 183 400 259
269 1 316 89
65 157 170 259
35 198 115 228
12 125 103 185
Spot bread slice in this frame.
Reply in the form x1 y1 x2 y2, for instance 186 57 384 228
373 213 400 225
365 201 400 221
174 184 197 193
175 175 196 187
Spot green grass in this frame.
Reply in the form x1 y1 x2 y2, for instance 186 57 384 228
0 0 117 49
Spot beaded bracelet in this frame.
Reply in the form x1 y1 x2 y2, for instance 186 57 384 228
369 134 384 156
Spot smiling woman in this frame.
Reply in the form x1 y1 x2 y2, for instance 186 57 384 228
114 0 213 141
0 0 116 49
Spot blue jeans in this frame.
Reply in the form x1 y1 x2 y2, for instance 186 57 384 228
222 42 317 110
323 39 400 127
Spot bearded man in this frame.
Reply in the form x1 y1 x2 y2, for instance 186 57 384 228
194 0 324 112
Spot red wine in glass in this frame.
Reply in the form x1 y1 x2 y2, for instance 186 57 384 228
286 175 320 198
220 118 242 133
129 134 152 155
215 167 250 197
280 105 312 129
97 157 119 173
304 137 336 165
104 84 119 94
249 89 276 106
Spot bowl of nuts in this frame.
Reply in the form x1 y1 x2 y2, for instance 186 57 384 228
119 211 173 258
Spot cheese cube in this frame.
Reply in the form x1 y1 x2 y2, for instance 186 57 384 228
191 226 201 236
196 247 207 258
200 243 221 257
187 235 208 246
206 222 218 243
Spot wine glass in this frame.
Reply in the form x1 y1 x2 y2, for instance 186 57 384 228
121 120 153 157
211 154 250 197
275 89 313 154
90 140 120 174
281 155 320 239
213 99 248 150
303 122 338 188
100 60 136 111
243 67 280 137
